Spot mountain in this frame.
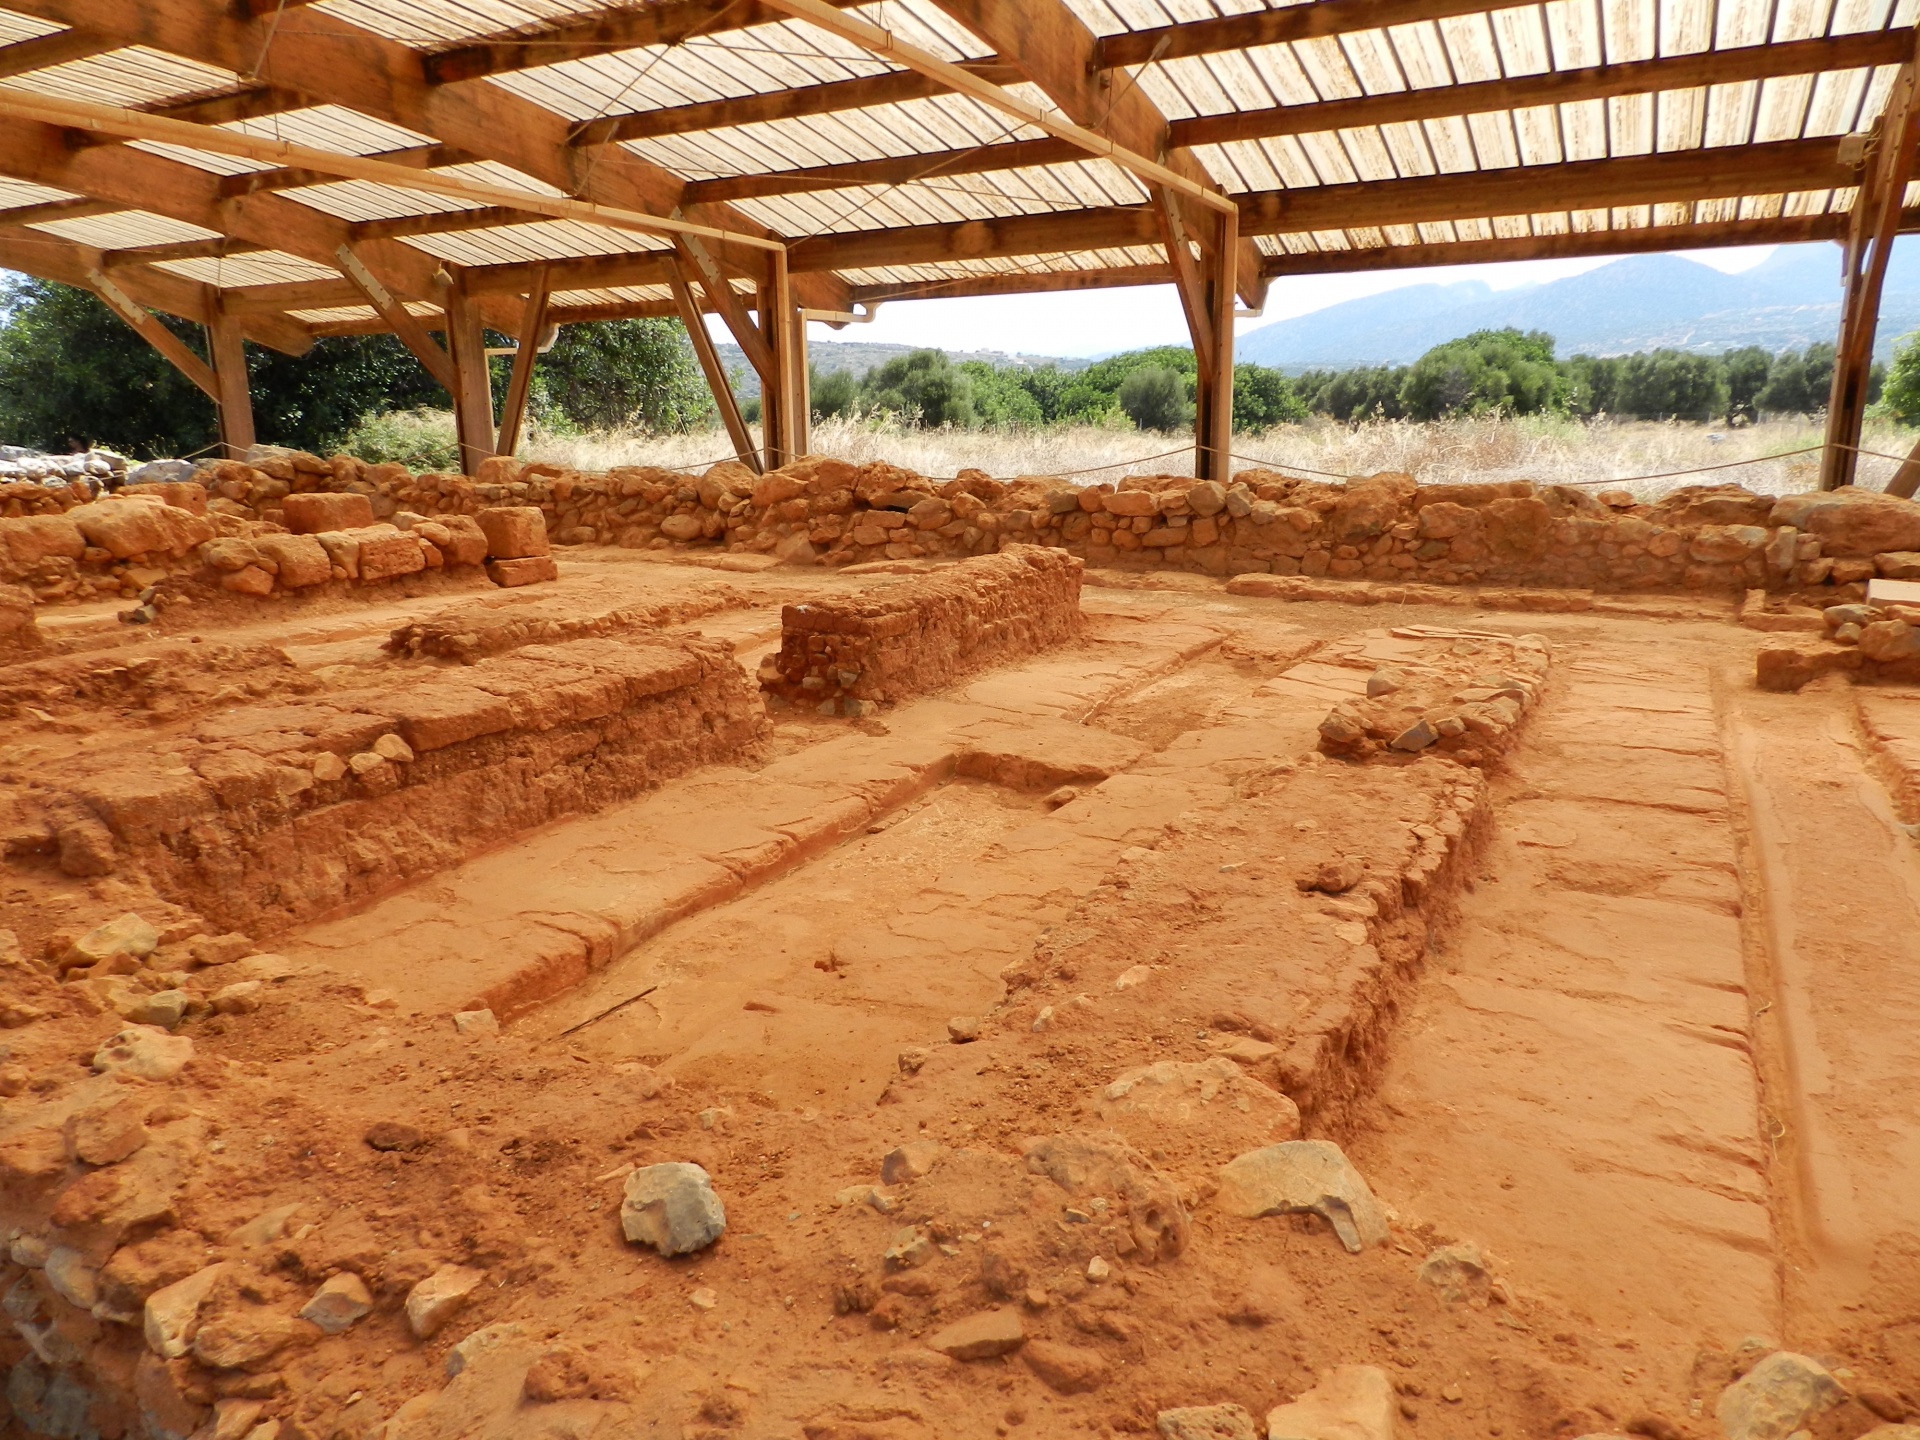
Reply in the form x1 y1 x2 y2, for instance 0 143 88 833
1237 240 1920 370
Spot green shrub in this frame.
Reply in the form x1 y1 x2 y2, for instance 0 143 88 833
336 408 461 471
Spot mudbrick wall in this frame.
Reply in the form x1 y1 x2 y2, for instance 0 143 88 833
14 448 1920 618
2 634 766 938
759 546 1084 715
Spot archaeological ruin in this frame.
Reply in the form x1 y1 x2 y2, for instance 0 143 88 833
6 2 1920 1440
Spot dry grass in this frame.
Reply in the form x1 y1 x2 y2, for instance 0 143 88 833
380 410 1918 504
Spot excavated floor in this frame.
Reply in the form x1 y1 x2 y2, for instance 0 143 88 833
5 552 1920 1440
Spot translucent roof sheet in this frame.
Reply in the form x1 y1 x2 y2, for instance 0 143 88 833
0 0 1904 329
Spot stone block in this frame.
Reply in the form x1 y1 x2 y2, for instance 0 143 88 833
254 534 331 588
487 555 558 588
476 505 550 559
355 528 428 583
282 492 375 534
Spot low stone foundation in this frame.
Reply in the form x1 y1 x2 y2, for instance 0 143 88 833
757 545 1083 714
10 635 766 936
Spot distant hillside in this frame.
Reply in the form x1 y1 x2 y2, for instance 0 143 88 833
1237 241 1920 370
715 338 1089 398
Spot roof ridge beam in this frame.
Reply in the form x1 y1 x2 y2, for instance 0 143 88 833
1173 29 1914 148
0 27 108 79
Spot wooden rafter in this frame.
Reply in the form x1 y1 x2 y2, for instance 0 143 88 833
3 0 849 309
851 264 1170 304
684 138 1082 204
1095 0 1533 69
348 207 549 242
567 62 1022 148
422 0 869 84
217 144 477 199
0 27 106 79
0 196 118 227
333 244 457 393
758 0 1234 214
102 237 272 267
148 84 310 126
1170 30 1913 149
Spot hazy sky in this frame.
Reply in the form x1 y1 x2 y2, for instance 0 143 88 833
787 243 1787 360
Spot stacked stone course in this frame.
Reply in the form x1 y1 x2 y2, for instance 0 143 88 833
758 545 1084 715
12 444 1920 613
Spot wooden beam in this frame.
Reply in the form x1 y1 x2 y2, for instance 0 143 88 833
685 138 1082 204
1255 214 1875 275
767 249 803 465
217 143 476 199
0 90 786 254
333 243 458 393
927 0 1264 306
1155 189 1214 380
851 264 1169 303
1200 206 1235 481
1240 136 1851 236
424 0 869 85
494 270 550 459
667 259 760 473
307 300 680 336
0 195 117 226
149 85 310 126
86 266 219 399
1097 0 1534 69
1172 30 1914 149
3 0 845 307
757 0 1234 214
679 236 776 380
349 206 549 241
207 302 254 458
569 63 1022 147
1823 39 1920 489
102 237 270 267
0 27 107 79
445 278 496 475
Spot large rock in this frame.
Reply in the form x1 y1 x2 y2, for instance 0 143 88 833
144 1263 225 1359
282 492 374 534
67 496 211 558
621 1162 726 1256
1096 1058 1300 1152
925 1308 1025 1360
254 533 332 588
92 1027 193 1082
405 1264 484 1339
1215 1141 1388 1253
1023 1339 1110 1393
1265 1365 1397 1440
1157 1403 1259 1439
1772 488 1920 557
1715 1351 1842 1440
1 514 85 573
63 913 159 971
299 1272 373 1334
476 505 550 559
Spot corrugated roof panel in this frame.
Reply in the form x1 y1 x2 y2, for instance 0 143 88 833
37 212 215 248
1289 35 1363 102
223 106 435 154
1771 0 1835 43
1421 114 1480 172
1339 29 1407 96
1293 129 1362 185
5 45 234 108
1465 110 1523 167
1492 6 1555 75
1437 11 1506 83
1375 120 1441 177
1659 0 1716 57
1655 85 1708 149
1336 126 1402 183
1601 0 1659 63
1704 80 1763 146
0 13 62 44
1544 0 1605 68
158 253 341 287
1512 104 1564 164
1608 91 1657 154
1753 73 1819 141
308 0 593 50
0 177 75 208
1385 21 1454 91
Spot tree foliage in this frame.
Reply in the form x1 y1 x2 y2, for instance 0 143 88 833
528 318 712 433
1397 328 1566 420
1117 366 1193 433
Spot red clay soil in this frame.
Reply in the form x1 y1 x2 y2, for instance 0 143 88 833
4 551 1920 1440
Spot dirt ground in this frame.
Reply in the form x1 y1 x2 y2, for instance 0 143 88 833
5 548 1920 1440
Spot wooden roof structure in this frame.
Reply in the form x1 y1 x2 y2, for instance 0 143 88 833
0 0 1913 487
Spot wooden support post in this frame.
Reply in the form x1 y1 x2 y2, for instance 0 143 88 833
666 258 761 473
1203 203 1237 483
207 302 255 458
756 281 785 472
1154 190 1235 480
86 267 219 401
444 277 497 476
768 248 804 465
1822 45 1920 490
792 299 812 459
494 268 550 458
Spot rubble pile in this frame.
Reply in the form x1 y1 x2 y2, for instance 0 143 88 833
759 546 1084 716
1315 628 1550 765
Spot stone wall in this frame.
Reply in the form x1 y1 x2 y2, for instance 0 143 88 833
16 446 1920 610
758 545 1084 716
12 634 766 937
